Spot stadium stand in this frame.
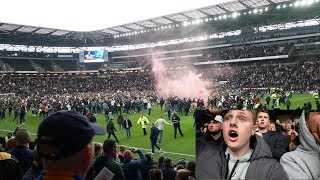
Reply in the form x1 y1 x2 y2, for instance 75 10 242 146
1 0 320 179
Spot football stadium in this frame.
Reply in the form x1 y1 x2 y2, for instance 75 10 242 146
0 0 320 179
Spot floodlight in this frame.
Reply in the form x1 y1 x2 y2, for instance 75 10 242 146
265 7 269 11
244 12 247 15
223 15 227 19
301 0 307 5
232 12 238 18
277 5 281 9
283 4 287 8
218 16 222 19
253 9 258 13
205 18 209 22
176 24 179 27
195 19 201 24
183 21 188 26
214 17 218 20
161 26 164 29
248 11 252 14
259 9 263 12
289 3 293 6
294 1 301 6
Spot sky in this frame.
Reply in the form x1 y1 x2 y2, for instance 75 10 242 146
0 0 234 32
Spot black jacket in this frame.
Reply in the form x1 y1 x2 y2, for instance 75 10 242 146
122 119 132 129
196 135 288 180
150 126 159 142
107 121 117 134
161 164 176 180
262 131 286 161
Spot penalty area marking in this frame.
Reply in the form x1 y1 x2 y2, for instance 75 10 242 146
0 129 195 157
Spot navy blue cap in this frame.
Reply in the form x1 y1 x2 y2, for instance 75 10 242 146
37 110 105 160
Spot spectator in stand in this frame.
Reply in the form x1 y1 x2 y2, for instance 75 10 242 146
255 110 286 161
176 169 192 180
88 139 125 180
93 142 103 158
122 148 147 180
7 128 33 174
158 156 165 169
148 169 163 180
21 148 43 180
197 109 288 179
281 110 320 179
186 161 195 179
36 110 106 179
141 153 158 180
118 145 126 163
161 157 176 180
0 145 23 180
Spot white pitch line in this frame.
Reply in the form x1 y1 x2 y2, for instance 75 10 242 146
0 129 195 157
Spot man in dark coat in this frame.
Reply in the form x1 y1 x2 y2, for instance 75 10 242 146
161 157 176 180
150 123 162 154
256 110 286 161
171 112 184 139
107 119 119 143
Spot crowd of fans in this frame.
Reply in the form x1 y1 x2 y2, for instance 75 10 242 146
0 114 195 180
198 43 292 62
196 109 320 179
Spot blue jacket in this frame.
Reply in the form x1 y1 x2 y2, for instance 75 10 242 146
122 149 147 180
150 127 159 142
8 146 33 174
262 131 286 161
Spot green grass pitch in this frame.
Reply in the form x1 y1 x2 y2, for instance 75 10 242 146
0 106 196 163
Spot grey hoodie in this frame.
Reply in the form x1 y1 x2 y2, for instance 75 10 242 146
280 111 320 179
196 135 288 180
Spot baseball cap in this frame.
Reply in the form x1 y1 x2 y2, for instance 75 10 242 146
214 115 223 123
37 110 105 160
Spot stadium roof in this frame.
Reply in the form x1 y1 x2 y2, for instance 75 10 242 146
0 0 314 47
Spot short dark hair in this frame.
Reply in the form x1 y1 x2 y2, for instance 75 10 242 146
148 169 162 180
145 153 153 163
103 139 117 154
164 157 172 165
158 156 164 163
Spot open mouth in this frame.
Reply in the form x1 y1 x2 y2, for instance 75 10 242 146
229 130 238 138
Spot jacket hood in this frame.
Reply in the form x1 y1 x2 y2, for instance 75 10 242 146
297 110 320 152
249 135 273 161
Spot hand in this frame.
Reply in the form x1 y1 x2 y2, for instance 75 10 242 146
131 148 138 153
